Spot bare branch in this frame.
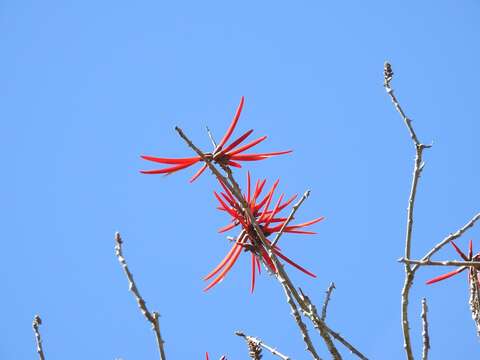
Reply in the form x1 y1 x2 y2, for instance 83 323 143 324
321 282 336 321
284 287 323 360
421 299 430 360
270 190 311 248
114 232 167 360
399 258 480 268
412 213 480 272
32 315 46 360
384 61 432 360
236 331 291 360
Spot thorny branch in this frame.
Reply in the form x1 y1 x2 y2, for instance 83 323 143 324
175 126 368 360
321 283 336 321
32 315 46 360
421 299 430 360
114 232 167 360
235 331 291 360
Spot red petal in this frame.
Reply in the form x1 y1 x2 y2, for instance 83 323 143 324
218 222 237 233
450 241 468 261
140 155 199 164
278 194 298 212
214 96 245 152
204 242 244 291
470 239 473 259
263 194 284 226
231 150 292 159
220 129 254 155
426 267 467 285
226 136 267 156
274 250 316 278
256 180 279 218
227 160 242 168
203 242 241 281
290 217 325 229
189 164 208 182
140 161 197 174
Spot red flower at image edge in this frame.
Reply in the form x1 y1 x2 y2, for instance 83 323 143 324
426 240 480 285
140 97 291 182
204 173 324 292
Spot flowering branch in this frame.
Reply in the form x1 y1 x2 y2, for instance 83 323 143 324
321 282 336 322
421 299 430 360
114 232 167 360
32 315 46 360
174 126 367 359
235 331 291 360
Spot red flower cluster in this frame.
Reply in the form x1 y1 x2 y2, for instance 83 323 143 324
204 173 323 292
141 97 322 294
140 97 291 182
426 240 480 285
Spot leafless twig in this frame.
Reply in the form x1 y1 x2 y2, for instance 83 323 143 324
235 331 290 360
399 258 480 268
384 61 431 360
421 299 430 360
114 232 167 360
206 126 218 148
32 315 46 360
321 282 336 321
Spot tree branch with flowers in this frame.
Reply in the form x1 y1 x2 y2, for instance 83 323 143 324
31 63 480 359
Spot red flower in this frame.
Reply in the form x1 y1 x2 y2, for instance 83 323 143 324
140 97 292 182
426 240 480 285
204 173 324 292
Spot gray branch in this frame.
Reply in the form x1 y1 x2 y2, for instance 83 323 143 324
321 282 336 322
32 315 46 360
115 232 167 360
421 299 430 360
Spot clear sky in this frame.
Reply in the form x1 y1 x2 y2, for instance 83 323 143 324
2 1 480 359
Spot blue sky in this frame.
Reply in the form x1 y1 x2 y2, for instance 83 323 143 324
2 1 480 359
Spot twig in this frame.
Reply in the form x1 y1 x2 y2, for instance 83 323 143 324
175 126 367 359
421 298 430 360
284 287 323 360
32 315 46 360
236 331 291 360
384 61 431 360
321 282 336 321
270 190 311 248
412 213 480 272
206 126 218 148
399 258 480 268
114 232 167 360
